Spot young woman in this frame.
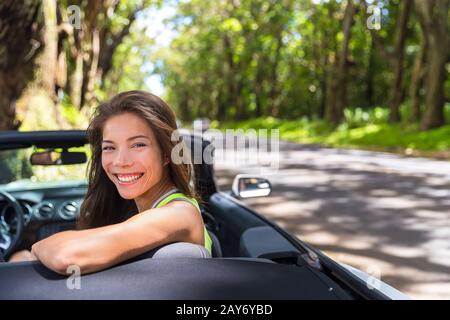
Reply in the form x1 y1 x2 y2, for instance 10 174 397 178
9 90 212 274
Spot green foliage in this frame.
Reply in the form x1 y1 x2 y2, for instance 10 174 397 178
216 107 450 154
0 145 91 185
0 150 32 184
152 0 449 135
100 14 156 99
326 124 450 152
60 94 89 128
17 90 61 131
343 107 389 127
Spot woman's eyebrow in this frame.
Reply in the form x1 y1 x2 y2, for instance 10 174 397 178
102 135 150 143
127 135 150 141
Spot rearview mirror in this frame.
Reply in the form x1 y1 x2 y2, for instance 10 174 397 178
231 174 272 199
30 150 87 165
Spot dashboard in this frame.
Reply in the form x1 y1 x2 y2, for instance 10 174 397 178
0 198 82 226
0 183 87 247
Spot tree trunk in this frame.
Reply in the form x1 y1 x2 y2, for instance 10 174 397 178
216 88 226 121
59 2 143 110
319 69 327 119
270 32 283 117
415 0 449 130
216 64 227 121
223 35 238 116
78 0 103 110
325 0 355 125
179 90 190 122
235 78 245 120
84 27 100 107
34 0 68 128
388 0 413 123
0 0 44 130
69 52 84 109
38 0 57 97
99 7 141 82
318 20 332 120
366 35 375 108
409 17 428 122
254 53 264 118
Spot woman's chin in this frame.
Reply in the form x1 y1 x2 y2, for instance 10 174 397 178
115 187 139 199
117 189 140 199
119 193 135 200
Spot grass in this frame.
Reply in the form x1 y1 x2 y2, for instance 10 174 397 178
214 107 450 160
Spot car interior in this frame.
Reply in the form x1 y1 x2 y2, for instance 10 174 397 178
0 132 302 263
0 131 385 299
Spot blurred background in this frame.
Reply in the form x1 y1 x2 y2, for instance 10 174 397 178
1 0 449 299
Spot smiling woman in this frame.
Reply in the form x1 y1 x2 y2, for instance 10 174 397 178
9 90 212 273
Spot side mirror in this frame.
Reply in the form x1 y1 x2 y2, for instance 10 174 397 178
231 174 272 199
30 150 87 165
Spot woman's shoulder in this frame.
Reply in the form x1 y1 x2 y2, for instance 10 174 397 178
156 192 200 213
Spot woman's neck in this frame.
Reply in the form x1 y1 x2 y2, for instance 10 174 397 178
134 174 177 212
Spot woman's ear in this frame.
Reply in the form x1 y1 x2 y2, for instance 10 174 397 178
163 155 170 166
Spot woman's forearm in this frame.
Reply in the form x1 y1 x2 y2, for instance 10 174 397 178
31 225 125 274
31 204 197 275
31 219 161 275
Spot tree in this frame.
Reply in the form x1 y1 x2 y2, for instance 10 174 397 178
57 0 154 110
156 0 447 131
362 0 413 123
409 9 428 122
415 0 449 130
0 0 159 131
389 0 413 122
325 0 356 125
0 0 44 130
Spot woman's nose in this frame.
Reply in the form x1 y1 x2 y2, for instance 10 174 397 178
112 148 133 166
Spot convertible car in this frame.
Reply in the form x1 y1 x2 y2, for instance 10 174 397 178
0 130 408 300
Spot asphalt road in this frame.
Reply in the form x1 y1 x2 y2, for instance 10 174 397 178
211 136 450 299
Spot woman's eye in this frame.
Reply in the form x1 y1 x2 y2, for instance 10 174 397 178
102 146 114 151
132 143 146 148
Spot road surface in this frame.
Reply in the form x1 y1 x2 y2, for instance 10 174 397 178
210 136 450 300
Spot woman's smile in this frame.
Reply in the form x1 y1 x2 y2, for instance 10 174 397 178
114 172 145 186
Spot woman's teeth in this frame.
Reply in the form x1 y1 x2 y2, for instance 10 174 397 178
116 173 144 183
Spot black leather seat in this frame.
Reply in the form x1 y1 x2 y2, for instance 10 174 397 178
207 229 223 258
201 206 222 258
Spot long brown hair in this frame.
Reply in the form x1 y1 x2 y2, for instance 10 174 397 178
79 90 197 229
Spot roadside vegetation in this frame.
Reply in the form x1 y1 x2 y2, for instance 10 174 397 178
214 105 450 159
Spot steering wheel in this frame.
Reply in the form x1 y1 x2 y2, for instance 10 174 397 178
0 190 25 262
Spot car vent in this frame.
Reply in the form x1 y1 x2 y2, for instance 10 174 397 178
35 202 54 219
59 201 78 220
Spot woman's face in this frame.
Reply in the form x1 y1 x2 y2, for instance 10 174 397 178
101 112 167 200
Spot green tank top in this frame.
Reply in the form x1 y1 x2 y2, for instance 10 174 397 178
154 191 212 256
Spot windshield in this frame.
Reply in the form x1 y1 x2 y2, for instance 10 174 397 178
0 146 90 188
